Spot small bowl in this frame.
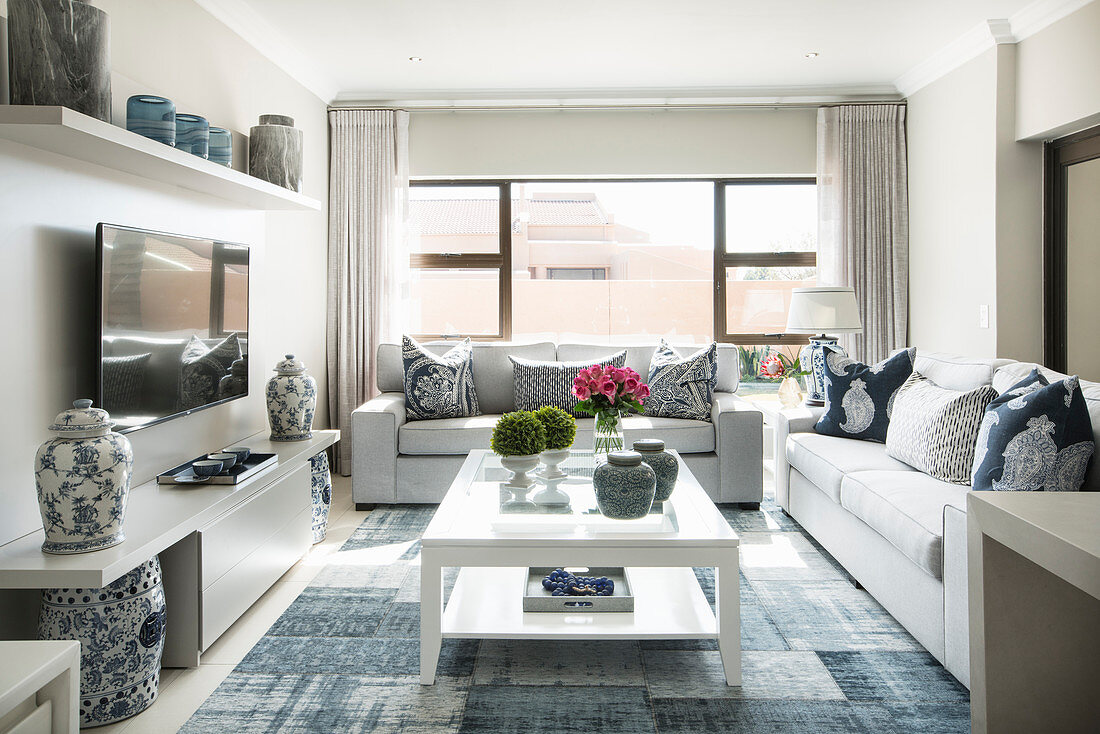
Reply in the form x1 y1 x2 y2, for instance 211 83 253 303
222 446 251 464
207 452 237 471
192 459 223 477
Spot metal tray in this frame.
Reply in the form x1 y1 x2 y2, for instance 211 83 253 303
523 566 634 613
157 452 278 485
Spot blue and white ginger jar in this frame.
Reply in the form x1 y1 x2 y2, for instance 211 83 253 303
594 451 656 520
633 439 678 502
38 556 167 727
266 354 317 441
310 451 332 543
35 399 133 554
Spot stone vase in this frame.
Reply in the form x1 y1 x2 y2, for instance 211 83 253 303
35 399 133 554
538 448 571 479
7 0 112 122
633 439 678 502
500 454 539 488
594 450 656 520
38 556 166 727
248 114 303 192
309 451 332 544
266 354 317 441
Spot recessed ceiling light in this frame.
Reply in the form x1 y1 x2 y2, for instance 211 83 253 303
409 56 423 62
804 52 819 59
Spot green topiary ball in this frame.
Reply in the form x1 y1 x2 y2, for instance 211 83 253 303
491 411 547 456
533 405 577 451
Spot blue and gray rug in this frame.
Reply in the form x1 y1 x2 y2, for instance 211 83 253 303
182 499 969 733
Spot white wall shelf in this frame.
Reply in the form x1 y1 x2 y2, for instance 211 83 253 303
0 430 338 589
0 105 322 212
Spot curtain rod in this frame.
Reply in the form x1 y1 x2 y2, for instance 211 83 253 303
328 100 905 113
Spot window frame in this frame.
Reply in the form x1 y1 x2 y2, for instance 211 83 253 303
715 178 816 346
408 177 817 344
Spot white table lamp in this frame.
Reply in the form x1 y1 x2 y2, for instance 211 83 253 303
785 287 863 405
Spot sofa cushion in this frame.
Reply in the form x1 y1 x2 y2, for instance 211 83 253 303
885 373 997 484
401 336 480 420
815 348 915 443
911 351 1014 392
645 340 717 421
511 351 626 416
400 414 715 455
786 432 917 503
556 342 740 394
971 370 1094 492
378 341 557 414
994 362 1100 491
840 470 969 580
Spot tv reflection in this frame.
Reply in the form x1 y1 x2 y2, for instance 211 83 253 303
99 225 250 431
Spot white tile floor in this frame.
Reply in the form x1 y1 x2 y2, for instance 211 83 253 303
95 474 370 734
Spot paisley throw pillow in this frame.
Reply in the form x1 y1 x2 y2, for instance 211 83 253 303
644 339 717 421
971 370 1095 491
402 336 481 421
884 373 998 483
814 347 915 443
179 334 241 410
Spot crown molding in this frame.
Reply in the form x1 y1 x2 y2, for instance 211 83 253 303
895 0 1095 96
331 84 903 110
1011 0 1094 39
192 0 339 103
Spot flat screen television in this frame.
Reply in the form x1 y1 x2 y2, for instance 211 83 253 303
96 223 250 433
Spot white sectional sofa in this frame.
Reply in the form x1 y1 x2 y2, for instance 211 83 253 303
352 341 763 507
774 351 1100 688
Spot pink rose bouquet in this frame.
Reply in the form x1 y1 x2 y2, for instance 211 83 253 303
573 364 648 417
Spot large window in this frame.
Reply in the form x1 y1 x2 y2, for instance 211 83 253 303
407 179 815 345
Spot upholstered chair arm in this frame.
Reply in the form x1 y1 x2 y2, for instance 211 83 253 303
711 392 764 504
351 392 406 505
774 405 825 510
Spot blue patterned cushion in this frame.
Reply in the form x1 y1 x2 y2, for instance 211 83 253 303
971 369 1095 491
511 352 626 417
402 336 480 421
814 348 915 443
645 340 717 421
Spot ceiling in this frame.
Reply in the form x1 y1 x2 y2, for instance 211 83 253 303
202 0 1058 103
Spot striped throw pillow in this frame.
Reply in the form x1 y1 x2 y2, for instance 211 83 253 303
885 372 998 484
511 352 627 416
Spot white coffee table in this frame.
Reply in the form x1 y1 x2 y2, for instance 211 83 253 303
419 449 741 686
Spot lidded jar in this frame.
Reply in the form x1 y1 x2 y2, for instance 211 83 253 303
266 354 317 441
593 450 656 520
633 439 679 502
35 399 133 554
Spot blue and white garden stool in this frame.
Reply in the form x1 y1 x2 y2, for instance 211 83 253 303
38 556 166 728
310 451 333 543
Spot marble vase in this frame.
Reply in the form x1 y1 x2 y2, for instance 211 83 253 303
594 451 656 520
35 399 133 554
309 451 332 544
38 556 166 727
249 114 303 192
266 354 317 441
7 0 112 122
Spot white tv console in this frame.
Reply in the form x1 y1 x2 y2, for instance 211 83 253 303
0 429 338 667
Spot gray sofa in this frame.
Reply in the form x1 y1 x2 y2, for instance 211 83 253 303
774 351 1100 688
352 341 763 506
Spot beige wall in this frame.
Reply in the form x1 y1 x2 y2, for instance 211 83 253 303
1065 158 1100 380
0 0 329 545
1016 0 1100 141
408 107 817 178
907 48 1000 357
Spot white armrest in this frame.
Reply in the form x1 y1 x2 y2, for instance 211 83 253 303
774 405 825 510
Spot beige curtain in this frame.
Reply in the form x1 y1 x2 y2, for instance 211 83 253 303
817 104 909 364
327 109 409 474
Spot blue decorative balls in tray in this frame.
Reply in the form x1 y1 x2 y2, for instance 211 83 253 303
523 566 634 613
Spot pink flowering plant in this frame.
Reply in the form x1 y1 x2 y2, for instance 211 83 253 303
572 364 649 456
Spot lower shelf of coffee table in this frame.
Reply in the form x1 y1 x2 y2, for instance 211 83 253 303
441 566 718 639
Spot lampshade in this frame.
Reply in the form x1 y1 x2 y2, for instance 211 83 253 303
785 287 862 334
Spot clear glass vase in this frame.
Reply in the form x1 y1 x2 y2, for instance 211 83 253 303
592 409 625 463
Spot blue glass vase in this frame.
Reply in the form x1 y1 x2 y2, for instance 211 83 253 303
175 113 209 158
208 126 232 167
126 95 175 146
